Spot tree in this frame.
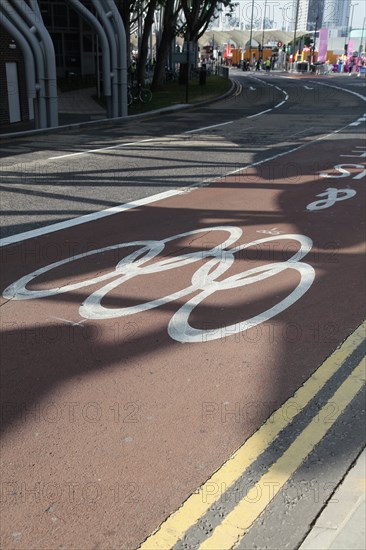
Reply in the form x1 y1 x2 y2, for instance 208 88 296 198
136 0 159 85
151 0 181 90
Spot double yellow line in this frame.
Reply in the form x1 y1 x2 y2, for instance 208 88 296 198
140 322 366 550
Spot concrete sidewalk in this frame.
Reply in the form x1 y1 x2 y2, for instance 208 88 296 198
299 448 366 550
0 87 106 135
57 86 106 116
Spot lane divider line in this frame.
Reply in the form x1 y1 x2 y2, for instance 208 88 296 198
2 115 363 249
312 81 366 102
245 76 289 118
199 357 366 550
0 190 192 248
47 137 160 160
138 322 366 550
247 108 272 118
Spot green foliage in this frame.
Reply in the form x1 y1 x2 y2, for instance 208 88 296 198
128 75 231 114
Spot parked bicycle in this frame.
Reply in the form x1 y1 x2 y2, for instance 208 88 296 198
128 83 152 106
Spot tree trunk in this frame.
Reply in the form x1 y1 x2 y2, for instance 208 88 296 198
136 0 157 85
151 26 174 91
151 0 177 91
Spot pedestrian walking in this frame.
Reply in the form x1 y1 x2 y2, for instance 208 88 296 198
265 58 271 74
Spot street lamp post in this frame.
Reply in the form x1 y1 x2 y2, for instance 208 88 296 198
346 3 359 56
360 17 366 54
261 0 268 56
249 0 255 66
312 15 319 64
292 0 300 67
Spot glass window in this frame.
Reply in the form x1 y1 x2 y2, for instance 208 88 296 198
64 33 79 54
53 4 68 28
69 7 79 30
83 35 93 53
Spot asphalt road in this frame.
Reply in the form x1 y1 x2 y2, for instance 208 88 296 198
1 71 364 238
0 71 365 550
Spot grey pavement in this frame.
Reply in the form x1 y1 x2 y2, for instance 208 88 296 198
0 86 106 136
299 448 365 550
57 86 106 116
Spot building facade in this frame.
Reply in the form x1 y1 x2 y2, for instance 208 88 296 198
297 0 325 31
1 0 128 130
0 27 30 126
323 0 351 29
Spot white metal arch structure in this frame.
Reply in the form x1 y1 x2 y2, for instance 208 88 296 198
13 0 58 127
0 0 50 128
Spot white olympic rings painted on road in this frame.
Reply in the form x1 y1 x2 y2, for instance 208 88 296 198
3 227 315 343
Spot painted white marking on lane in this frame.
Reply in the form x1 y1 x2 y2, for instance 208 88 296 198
247 109 273 119
1 113 363 248
0 190 192 248
184 121 234 134
306 188 357 211
246 76 289 116
3 229 315 344
304 86 314 90
310 81 366 102
320 164 365 178
349 117 366 126
234 80 243 97
249 87 256 91
47 137 161 160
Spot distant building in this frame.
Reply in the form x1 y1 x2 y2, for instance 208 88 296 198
297 0 325 31
323 0 351 29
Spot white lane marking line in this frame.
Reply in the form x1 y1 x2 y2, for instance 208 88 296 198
0 190 191 247
1 116 363 248
350 117 366 126
247 109 273 118
184 121 234 134
47 137 160 160
308 81 366 102
246 76 289 116
304 85 314 90
249 86 256 91
234 80 243 97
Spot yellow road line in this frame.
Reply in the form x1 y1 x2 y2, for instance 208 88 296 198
139 323 365 550
199 357 366 549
